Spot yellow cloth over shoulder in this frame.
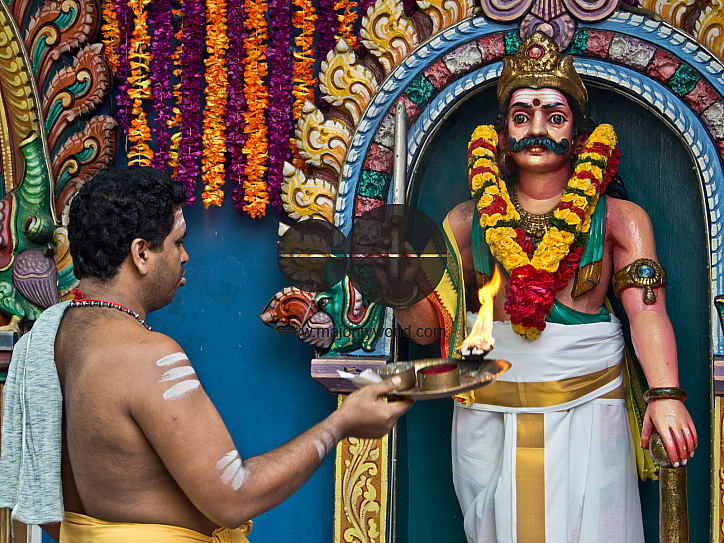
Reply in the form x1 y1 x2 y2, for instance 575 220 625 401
60 512 252 543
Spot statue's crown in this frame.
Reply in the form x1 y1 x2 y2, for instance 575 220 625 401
497 32 587 114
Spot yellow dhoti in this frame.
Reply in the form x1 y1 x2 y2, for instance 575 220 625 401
60 512 252 543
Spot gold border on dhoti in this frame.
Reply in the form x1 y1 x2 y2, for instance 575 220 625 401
516 413 546 543
474 363 623 408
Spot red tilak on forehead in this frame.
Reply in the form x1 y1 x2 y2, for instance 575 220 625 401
533 98 541 106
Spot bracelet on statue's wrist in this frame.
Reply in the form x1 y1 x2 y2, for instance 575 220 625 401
381 285 419 309
643 387 688 403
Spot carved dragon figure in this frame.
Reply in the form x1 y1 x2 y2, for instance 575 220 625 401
0 0 115 330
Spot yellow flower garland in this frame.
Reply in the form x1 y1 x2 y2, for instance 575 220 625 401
470 123 618 339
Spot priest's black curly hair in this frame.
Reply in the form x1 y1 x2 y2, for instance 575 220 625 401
69 166 189 280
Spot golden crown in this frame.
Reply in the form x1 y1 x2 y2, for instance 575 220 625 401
497 32 587 113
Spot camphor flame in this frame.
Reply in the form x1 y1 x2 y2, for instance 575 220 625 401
462 265 502 353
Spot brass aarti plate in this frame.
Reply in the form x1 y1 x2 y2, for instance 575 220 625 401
382 358 511 400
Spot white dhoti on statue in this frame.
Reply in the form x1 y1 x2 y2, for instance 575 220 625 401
452 319 645 543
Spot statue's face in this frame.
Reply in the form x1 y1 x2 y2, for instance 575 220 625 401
504 88 575 175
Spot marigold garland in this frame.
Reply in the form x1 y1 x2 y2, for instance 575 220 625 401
291 0 317 170
334 0 358 49
167 8 184 176
201 0 230 208
266 0 293 210
126 0 153 166
241 0 270 217
228 0 250 212
176 0 206 204
150 0 174 171
469 124 620 339
101 0 120 74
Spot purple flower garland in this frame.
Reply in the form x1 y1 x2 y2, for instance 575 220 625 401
227 0 249 212
176 0 205 204
150 0 174 170
266 0 292 210
114 0 134 135
317 0 337 81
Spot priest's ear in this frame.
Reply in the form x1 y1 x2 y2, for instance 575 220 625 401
129 238 152 276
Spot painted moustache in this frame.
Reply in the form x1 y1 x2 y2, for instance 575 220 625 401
508 136 570 155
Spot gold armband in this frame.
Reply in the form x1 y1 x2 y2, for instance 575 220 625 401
612 258 667 305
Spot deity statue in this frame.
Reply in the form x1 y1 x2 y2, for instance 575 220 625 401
390 32 697 542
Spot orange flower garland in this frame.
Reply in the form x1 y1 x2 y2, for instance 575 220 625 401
241 0 270 217
291 0 317 170
126 0 153 166
167 9 184 176
201 0 229 208
101 0 120 73
334 0 358 49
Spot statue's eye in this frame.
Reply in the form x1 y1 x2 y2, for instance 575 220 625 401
549 114 566 125
317 298 329 309
513 113 527 124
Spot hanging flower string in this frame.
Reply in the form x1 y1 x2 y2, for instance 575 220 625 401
469 124 620 339
334 0 358 49
241 0 270 217
101 0 120 74
228 0 250 212
176 0 206 203
149 0 174 171
126 0 153 166
201 0 230 208
290 0 316 170
167 8 184 176
266 0 292 209
113 0 134 135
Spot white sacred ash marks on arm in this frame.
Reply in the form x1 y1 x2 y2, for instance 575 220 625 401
156 352 201 400
217 450 248 490
312 428 343 461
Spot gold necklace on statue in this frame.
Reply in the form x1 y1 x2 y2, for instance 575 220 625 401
509 185 554 240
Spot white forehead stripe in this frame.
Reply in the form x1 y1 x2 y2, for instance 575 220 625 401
162 379 200 400
160 366 196 382
511 88 567 105
156 353 189 367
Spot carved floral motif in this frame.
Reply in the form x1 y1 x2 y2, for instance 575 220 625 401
360 0 419 75
296 100 352 177
335 433 388 543
320 39 379 126
281 163 337 222
417 0 475 35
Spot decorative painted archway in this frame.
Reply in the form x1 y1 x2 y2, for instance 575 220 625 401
266 1 724 540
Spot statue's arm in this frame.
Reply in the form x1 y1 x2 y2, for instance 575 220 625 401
392 201 475 345
609 198 697 466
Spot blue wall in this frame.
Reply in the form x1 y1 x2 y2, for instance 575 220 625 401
141 202 337 541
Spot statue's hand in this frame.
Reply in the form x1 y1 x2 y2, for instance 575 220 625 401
370 230 420 302
641 399 697 467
